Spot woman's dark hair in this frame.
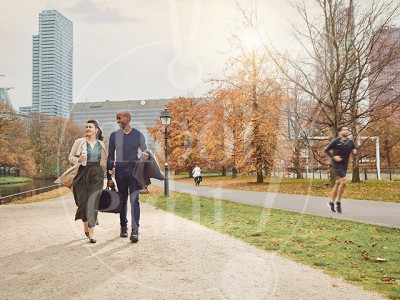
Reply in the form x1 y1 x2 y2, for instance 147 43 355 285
87 119 104 141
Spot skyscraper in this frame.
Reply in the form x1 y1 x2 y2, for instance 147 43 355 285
369 27 400 107
32 10 73 117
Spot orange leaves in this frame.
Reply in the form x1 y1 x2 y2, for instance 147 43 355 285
148 97 209 173
0 102 36 176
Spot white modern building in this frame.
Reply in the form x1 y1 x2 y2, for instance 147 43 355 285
32 10 73 117
0 87 13 106
19 106 32 115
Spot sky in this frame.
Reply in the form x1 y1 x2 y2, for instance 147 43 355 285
0 0 298 110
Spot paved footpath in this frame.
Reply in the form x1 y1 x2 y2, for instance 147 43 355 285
0 192 385 299
152 180 400 228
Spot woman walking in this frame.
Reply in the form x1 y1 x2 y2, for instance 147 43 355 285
56 120 107 243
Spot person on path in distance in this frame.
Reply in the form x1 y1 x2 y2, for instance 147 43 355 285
56 120 107 243
324 126 357 213
107 110 149 243
192 165 202 186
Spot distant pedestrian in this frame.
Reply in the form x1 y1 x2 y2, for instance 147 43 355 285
55 120 107 243
192 165 202 186
324 126 357 213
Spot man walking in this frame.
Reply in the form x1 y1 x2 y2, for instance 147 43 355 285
324 126 357 213
107 110 148 243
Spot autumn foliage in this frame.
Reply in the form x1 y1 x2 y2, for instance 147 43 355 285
0 102 81 178
0 102 36 176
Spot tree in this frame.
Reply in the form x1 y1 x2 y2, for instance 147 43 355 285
269 0 400 183
28 113 81 178
45 116 82 177
210 4 285 183
280 71 320 179
0 102 36 176
148 97 208 176
28 112 48 176
205 88 246 177
367 107 400 180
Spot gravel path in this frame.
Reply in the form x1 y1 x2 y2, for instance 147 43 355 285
0 193 385 299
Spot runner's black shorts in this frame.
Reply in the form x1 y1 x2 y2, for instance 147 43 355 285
333 163 347 179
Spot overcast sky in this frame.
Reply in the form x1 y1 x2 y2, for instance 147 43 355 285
1 0 303 110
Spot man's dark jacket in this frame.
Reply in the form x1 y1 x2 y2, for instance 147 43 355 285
133 149 165 188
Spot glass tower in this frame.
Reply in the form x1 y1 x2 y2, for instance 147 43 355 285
32 10 73 117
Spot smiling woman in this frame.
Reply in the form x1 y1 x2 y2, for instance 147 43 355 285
55 119 108 243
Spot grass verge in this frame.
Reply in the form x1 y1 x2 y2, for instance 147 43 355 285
175 176 400 203
0 177 33 185
142 186 400 299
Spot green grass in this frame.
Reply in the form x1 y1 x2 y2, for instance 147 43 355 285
142 189 400 299
0 177 33 185
175 175 400 203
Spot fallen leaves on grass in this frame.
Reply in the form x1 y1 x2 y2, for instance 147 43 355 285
11 187 69 204
362 250 370 261
381 275 395 284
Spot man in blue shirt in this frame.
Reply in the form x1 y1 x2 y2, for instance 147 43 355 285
107 110 148 242
324 126 357 213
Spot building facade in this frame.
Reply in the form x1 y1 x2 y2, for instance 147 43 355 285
32 10 73 117
70 99 171 151
0 88 12 106
369 27 400 107
19 106 32 115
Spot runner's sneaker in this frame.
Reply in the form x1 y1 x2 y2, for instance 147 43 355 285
335 202 342 213
328 201 336 212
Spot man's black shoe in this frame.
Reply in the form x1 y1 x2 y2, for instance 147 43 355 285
120 227 128 238
328 201 336 212
130 230 139 243
336 202 342 213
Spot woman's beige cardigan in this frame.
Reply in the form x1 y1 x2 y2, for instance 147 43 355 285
54 137 108 185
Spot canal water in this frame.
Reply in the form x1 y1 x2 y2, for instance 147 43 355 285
0 179 58 198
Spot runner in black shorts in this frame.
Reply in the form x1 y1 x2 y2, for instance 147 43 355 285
324 126 357 213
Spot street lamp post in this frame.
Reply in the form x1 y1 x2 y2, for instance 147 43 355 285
159 108 172 197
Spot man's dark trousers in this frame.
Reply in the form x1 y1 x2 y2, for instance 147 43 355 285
115 163 140 233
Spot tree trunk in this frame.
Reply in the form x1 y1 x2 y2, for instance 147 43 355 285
351 153 360 183
232 167 237 178
232 167 237 179
256 170 263 183
222 166 226 176
293 145 304 179
188 166 193 178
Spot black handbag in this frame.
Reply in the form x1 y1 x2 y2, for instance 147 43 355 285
98 187 122 213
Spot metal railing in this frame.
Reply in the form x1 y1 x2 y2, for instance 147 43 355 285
0 184 63 205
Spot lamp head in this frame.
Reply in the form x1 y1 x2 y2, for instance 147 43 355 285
160 108 172 126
